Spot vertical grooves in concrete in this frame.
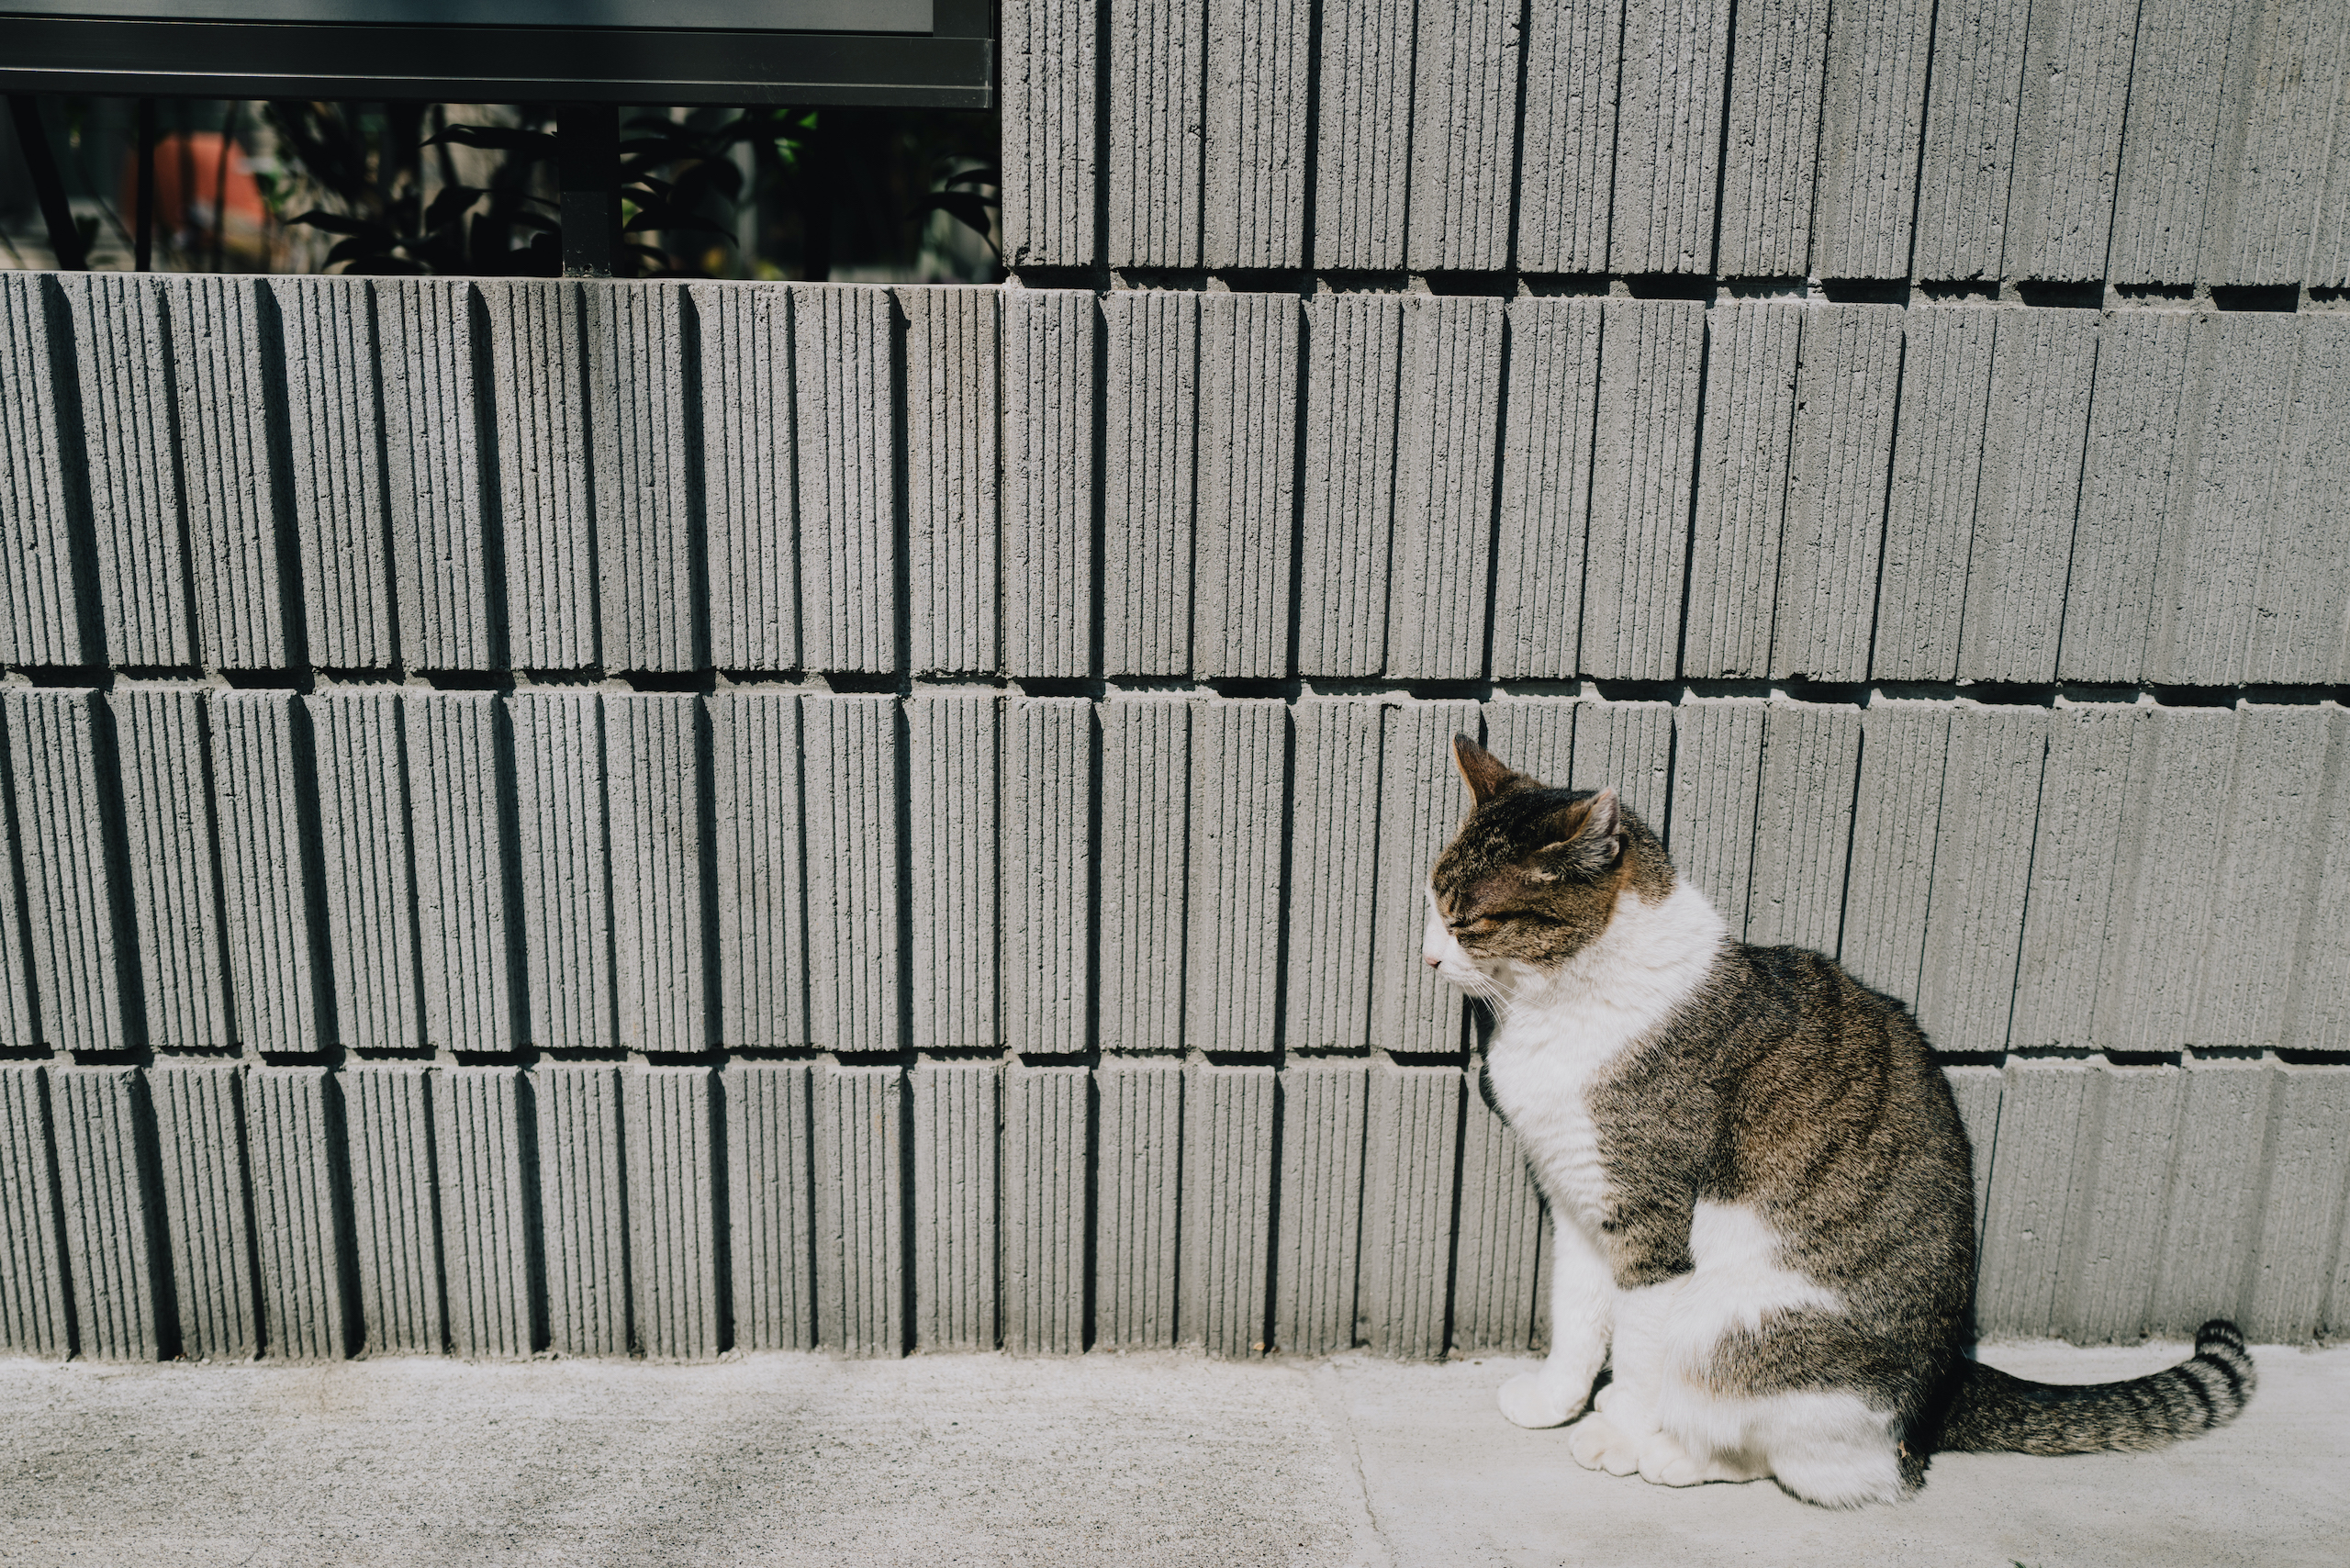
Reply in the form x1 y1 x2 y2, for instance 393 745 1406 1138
151 1063 256 1360
1099 698 1190 1053
1571 698 1673 833
63 274 189 666
1840 700 1953 1004
2246 1063 2350 1340
1684 299 1802 678
1003 1064 1088 1354
694 282 796 671
1771 303 1902 681
606 693 707 1054
308 689 421 1053
1299 294 1404 678
0 274 84 666
271 276 389 669
1102 290 1199 676
1181 1063 1272 1358
485 279 593 671
385 279 495 671
802 694 900 1053
51 1067 162 1360
2057 1062 2183 1342
404 691 513 1052
2147 1058 2272 1335
793 285 896 674
1515 0 1621 274
1194 293 1298 678
212 692 319 1055
2284 707 2350 1054
1387 297 1503 679
2009 703 2135 1050
1910 0 2032 282
1914 705 2047 1055
1361 1061 1461 1360
1204 0 1310 268
910 694 1000 1051
1109 0 1207 266
2107 0 2235 286
1407 0 1522 271
1285 699 1383 1052
167 277 285 668
1184 700 1284 1053
1716 0 1830 278
1275 1059 1367 1356
510 690 613 1050
1002 698 1091 1056
814 1064 905 1356
726 1063 814 1350
1374 701 1478 1055
2003 0 2139 284
2200 4 2347 287
627 1065 719 1360
2191 706 2332 1050
2061 309 2191 683
109 689 229 1048
1668 699 1768 934
245 1066 346 1359
1000 289 1095 678
1493 297 1602 679
587 283 695 673
912 1061 998 1351
2250 315 2350 685
710 691 805 1049
1313 0 1416 267
1743 700 1861 951
1583 299 1704 681
1095 1059 1181 1348
534 1063 628 1357
1002 0 1102 267
6 690 130 1051
1811 0 1935 279
2095 706 2234 1053
1875 306 1998 680
431 1066 534 1360
1609 0 1732 274
901 286 1000 675
1975 1057 2093 1338
0 1066 71 1357
344 1064 442 1355
1451 1062 1542 1353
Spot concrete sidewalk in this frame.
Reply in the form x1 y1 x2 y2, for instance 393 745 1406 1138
1 1341 2341 1568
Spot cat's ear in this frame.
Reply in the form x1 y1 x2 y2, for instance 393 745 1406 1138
1453 734 1530 806
1532 789 1622 879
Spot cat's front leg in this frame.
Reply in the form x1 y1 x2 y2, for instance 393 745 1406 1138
1497 1213 1612 1428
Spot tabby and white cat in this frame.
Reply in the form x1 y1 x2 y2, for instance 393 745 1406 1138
1425 735 2253 1508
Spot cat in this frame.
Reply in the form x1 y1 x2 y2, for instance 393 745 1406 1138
1423 734 2254 1508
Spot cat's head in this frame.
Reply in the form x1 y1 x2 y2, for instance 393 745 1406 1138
1421 734 1675 994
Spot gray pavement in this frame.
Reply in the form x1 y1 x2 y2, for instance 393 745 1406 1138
1 1339 2342 1567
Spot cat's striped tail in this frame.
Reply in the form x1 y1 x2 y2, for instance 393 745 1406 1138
1938 1321 2255 1456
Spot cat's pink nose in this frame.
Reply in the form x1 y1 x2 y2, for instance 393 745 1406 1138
1424 954 1443 968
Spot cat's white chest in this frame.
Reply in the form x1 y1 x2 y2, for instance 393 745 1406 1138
1487 1002 1639 1232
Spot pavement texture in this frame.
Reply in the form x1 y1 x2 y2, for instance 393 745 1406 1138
1 1339 2342 1568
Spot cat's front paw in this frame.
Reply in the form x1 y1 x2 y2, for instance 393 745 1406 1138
1497 1371 1584 1429
1566 1413 1644 1476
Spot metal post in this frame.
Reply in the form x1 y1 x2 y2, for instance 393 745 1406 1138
558 102 619 278
134 97 155 272
6 95 85 270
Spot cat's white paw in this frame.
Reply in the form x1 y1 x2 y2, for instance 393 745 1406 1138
1497 1372 1583 1429
1566 1413 1645 1476
1634 1430 1770 1488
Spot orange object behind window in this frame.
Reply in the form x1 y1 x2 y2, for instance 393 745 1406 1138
121 131 268 258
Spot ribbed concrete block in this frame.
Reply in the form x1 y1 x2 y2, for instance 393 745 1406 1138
727 1063 814 1351
0 1066 70 1358
2058 1062 2185 1343
1275 1060 1367 1357
1771 303 1902 681
1745 700 1861 954
271 276 390 669
533 1064 627 1357
1408 0 1520 269
1388 297 1503 679
1608 0 1732 274
1583 298 1703 681
308 689 421 1054
1684 300 1802 677
1002 697 1091 1056
910 694 1000 1051
1102 291 1198 676
1942 1065 2003 1237
1493 297 1602 679
709 690 804 1049
802 694 899 1054
626 1066 720 1360
912 1062 998 1352
2009 704 2141 1051
2107 0 2235 286
431 1067 535 1360
1299 293 1404 678
2060 310 2194 682
1960 308 2098 683
1362 1062 1460 1361
1975 1058 2092 1338
584 282 696 672
1100 697 1189 1053
1286 699 1384 1052
386 278 497 671
1182 1064 1273 1358
108 689 229 1049
902 286 999 675
0 273 85 666
1668 700 1766 936
2201 1 2347 286
1875 307 1997 680
1811 0 1934 278
150 1064 255 1360
2148 1058 2274 1336
1096 1059 1182 1348
1480 696 1576 794
51 1067 162 1360
794 284 895 675
2003 0 2139 283
1910 0 2031 280
606 692 708 1054
2251 314 2350 684
5 689 129 1052
1001 289 1093 678
0 728 39 1047
1839 701 1953 1007
694 282 796 672
1452 1065 1543 1354
213 689 321 1055
1185 700 1284 1054
404 691 516 1053
2285 706 2350 1054
2192 706 2332 1051
1915 706 2046 1054
1003 1066 1087 1355
1374 700 1479 1055
1204 0 1309 268
343 1065 442 1356
245 1066 346 1360
1716 0 1830 277
62 274 187 666
164 275 286 667
2094 706 2236 1054
1109 0 1205 266
1569 698 1673 826
1515 0 1620 273
1314 0 1416 267
2149 312 2297 686
2246 1065 2350 1341
814 1065 906 1356
1195 293 1298 679
509 690 611 1050
1002 0 1099 266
